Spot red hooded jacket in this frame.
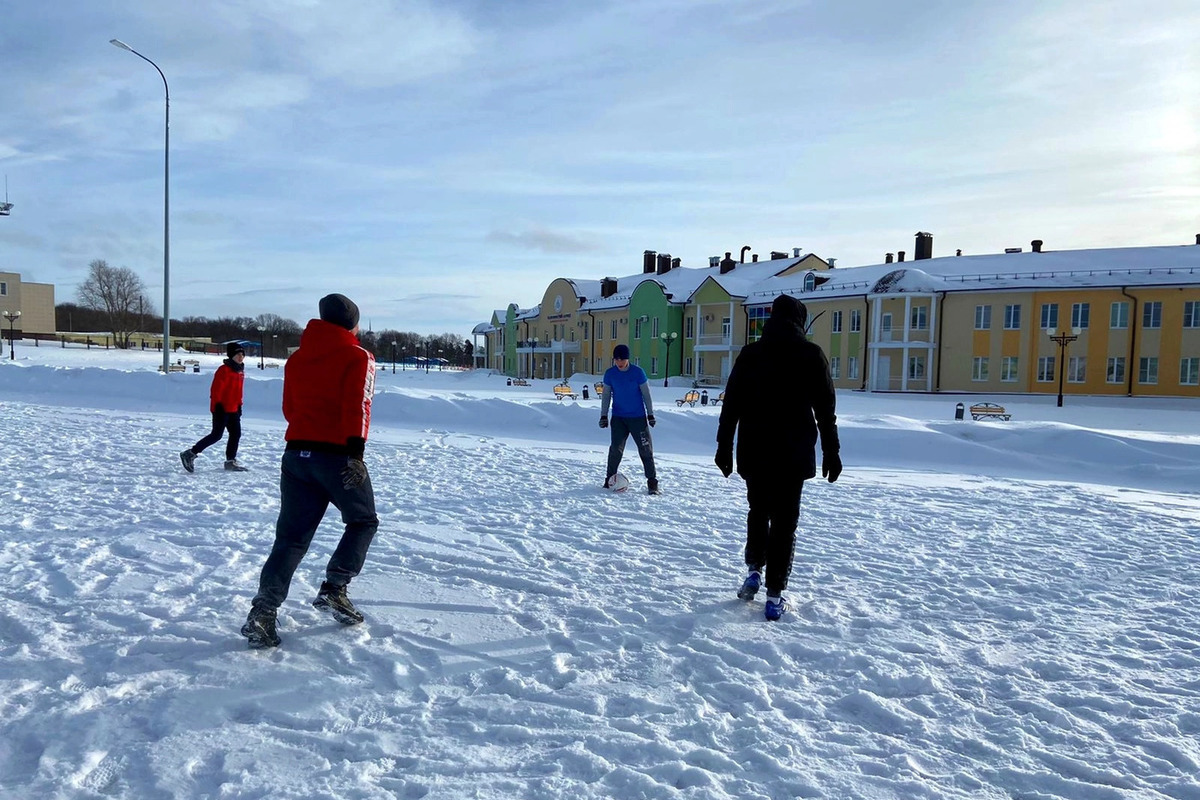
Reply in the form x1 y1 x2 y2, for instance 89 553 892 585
209 361 245 413
283 319 375 457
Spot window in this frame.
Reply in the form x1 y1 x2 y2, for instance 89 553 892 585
685 357 693 375
910 306 928 331
596 321 604 340
830 356 841 379
1110 302 1129 329
582 323 589 340
1181 358 1199 386
0 281 6 296
848 356 859 380
652 317 660 338
850 309 862 332
686 316 694 339
650 357 658 375
831 310 843 333
1068 357 1086 383
975 305 991 330
697 356 705 377
1139 357 1158 384
722 318 732 340
1041 303 1058 331
1001 357 1019 382
747 306 769 343
1143 301 1162 329
881 313 893 341
1004 305 1021 330
803 273 816 292
972 357 989 381
1106 357 1125 384
1037 356 1055 382
908 355 926 380
611 320 618 339
634 318 642 338
1071 303 1090 330
596 357 603 372
1184 302 1200 329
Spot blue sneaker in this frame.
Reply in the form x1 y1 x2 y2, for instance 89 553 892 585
737 570 761 600
764 595 790 621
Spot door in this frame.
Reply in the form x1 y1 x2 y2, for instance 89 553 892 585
876 355 890 391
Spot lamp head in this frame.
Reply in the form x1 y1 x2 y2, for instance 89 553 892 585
110 39 134 52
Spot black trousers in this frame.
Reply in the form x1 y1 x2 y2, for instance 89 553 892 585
193 408 241 460
605 416 656 481
743 473 804 595
253 449 380 611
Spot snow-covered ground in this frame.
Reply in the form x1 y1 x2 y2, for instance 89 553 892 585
1 340 1198 799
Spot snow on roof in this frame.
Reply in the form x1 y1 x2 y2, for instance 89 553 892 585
577 256 802 311
747 244 1200 305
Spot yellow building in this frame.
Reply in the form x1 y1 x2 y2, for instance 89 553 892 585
0 271 56 336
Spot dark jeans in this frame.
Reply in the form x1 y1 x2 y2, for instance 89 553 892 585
744 473 804 594
253 449 380 611
193 409 241 460
606 416 656 482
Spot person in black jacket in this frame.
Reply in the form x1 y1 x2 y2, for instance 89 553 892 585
715 294 841 621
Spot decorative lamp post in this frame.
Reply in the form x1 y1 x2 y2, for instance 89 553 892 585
256 326 266 370
110 39 170 376
391 340 397 374
531 337 538 379
425 342 431 373
659 330 678 387
2 310 21 359
1047 326 1081 408
272 333 277 360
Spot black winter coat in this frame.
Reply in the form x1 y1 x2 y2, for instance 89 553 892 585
716 316 839 480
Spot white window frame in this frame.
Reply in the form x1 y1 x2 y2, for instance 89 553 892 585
910 306 928 331
974 305 991 330
685 357 693 375
652 317 660 338
1004 304 1021 330
1139 357 1158 384
1106 357 1125 384
850 309 862 333
907 354 926 380
650 357 658 375
634 318 642 339
1110 302 1129 330
831 310 843 333
848 356 859 380
1037 356 1055 383
830 356 841 379
1068 356 1086 383
1071 303 1090 330
1041 303 1058 331
1143 302 1162 329
685 316 694 339
1181 357 1200 386
972 357 989 382
1184 302 1200 329
1001 356 1019 383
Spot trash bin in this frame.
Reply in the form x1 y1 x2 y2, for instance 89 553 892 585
955 402 965 421
700 390 709 406
582 385 589 400
506 378 512 386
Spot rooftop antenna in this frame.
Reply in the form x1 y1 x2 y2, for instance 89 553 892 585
0 176 12 216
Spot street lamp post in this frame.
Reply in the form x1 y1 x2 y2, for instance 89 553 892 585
2 310 21 359
110 38 170 376
659 330 678 387
272 334 277 360
425 342 431 373
531 337 538 379
438 349 445 371
391 340 397 374
256 326 266 369
1047 327 1081 408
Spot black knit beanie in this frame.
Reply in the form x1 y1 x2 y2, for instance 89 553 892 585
319 293 360 331
227 342 245 359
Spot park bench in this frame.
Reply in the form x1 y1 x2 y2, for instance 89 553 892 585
553 384 578 400
159 364 187 373
511 378 530 387
970 402 1011 421
676 390 701 407
594 382 605 397
709 391 726 406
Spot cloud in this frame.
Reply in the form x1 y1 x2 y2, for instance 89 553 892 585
486 227 601 255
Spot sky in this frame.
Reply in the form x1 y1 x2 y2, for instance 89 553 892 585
1 0 1198 337
1 343 1199 797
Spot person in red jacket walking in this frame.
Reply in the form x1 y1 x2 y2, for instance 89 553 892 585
180 342 247 472
241 293 379 648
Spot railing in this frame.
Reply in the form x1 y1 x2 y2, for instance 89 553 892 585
695 334 732 347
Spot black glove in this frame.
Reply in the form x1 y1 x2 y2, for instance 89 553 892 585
822 452 842 483
714 447 733 478
647 414 656 427
599 416 608 429
341 458 368 489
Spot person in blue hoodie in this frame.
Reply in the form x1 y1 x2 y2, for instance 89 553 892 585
599 344 659 494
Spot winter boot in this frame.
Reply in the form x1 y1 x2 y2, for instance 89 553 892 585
764 594 790 622
647 478 661 495
737 570 762 601
224 458 249 472
180 449 196 473
240 605 281 648
312 581 364 625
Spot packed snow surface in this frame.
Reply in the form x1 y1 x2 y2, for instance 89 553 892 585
1 342 1197 799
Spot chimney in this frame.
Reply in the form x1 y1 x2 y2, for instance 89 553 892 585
643 250 656 274
601 277 618 298
827 257 837 268
740 245 751 263
1194 233 1199 245
671 257 680 270
915 231 933 260
793 248 802 257
770 251 787 260
709 256 720 267
752 254 759 262
898 251 905 262
656 253 672 274
1032 239 1043 253
885 253 894 264
956 249 962 256
720 252 737 274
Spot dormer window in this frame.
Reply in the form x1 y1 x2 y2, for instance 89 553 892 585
803 272 816 292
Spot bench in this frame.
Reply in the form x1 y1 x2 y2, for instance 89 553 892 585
710 391 726 406
676 390 701 407
553 384 578 400
511 378 530 387
159 364 187 373
594 382 605 397
970 402 1011 421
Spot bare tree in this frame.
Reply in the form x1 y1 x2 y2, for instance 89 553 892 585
76 260 154 348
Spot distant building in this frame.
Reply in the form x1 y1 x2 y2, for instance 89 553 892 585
0 271 56 336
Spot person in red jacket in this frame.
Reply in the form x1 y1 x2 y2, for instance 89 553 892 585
241 293 379 648
180 342 247 472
